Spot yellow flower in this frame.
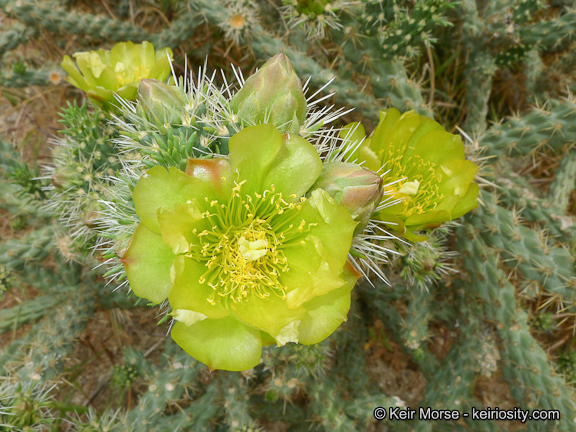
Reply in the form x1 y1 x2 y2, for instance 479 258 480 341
344 109 479 240
61 41 173 111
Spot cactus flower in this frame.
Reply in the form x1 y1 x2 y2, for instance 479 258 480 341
61 41 173 111
121 124 359 371
137 79 186 125
309 162 384 235
344 108 479 240
230 54 307 134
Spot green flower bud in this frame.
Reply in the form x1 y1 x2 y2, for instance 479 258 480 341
137 79 186 125
310 162 384 235
230 53 307 134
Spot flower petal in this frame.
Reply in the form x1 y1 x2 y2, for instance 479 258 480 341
171 317 262 371
405 209 451 229
281 189 356 308
409 131 465 166
132 166 196 233
94 66 117 91
283 235 348 309
230 294 306 341
168 256 230 319
451 183 479 219
110 41 135 68
61 55 89 91
404 116 444 157
370 108 402 157
150 47 173 81
122 223 175 304
262 132 322 199
301 188 356 265
115 84 138 100
158 200 206 254
339 122 381 170
437 159 479 198
73 52 99 87
138 41 156 70
372 109 418 159
85 87 113 103
228 124 283 195
185 158 231 201
298 263 360 345
228 124 322 199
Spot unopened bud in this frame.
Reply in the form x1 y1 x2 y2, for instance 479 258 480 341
137 79 186 125
230 53 306 133
310 162 384 234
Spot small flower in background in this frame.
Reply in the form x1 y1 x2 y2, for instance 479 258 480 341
121 124 359 371
342 108 479 241
61 41 173 111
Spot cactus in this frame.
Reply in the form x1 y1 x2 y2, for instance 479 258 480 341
474 191 576 311
549 148 576 213
494 160 575 238
0 294 63 335
3 0 576 430
456 221 576 431
0 67 63 88
481 97 576 157
0 22 36 56
1 0 150 42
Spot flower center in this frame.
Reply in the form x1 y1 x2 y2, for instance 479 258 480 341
380 147 444 217
115 63 151 87
185 181 317 306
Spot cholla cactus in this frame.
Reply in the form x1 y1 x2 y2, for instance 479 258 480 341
50 49 479 372
0 265 15 301
281 0 354 38
111 53 350 172
398 226 458 289
0 378 55 431
43 102 123 257
71 407 136 432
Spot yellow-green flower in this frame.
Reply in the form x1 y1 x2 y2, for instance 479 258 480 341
121 124 359 371
344 108 479 240
61 41 173 110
